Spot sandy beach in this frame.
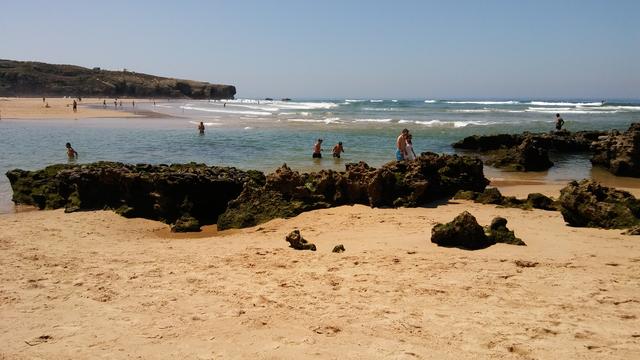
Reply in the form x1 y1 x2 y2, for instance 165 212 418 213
0 97 149 119
1 183 638 359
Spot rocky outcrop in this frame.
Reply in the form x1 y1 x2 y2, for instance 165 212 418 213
218 153 489 229
6 162 264 231
285 230 316 251
486 217 525 246
431 211 492 250
453 188 557 211
453 130 607 153
431 212 525 250
485 137 554 171
0 59 236 99
7 153 489 232
590 123 640 177
558 179 640 229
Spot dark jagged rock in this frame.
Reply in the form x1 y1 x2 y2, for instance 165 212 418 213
558 179 640 229
485 137 553 172
431 212 525 250
453 189 557 211
332 244 346 253
6 162 263 231
453 130 607 153
526 193 555 211
431 211 494 250
171 215 201 233
8 153 489 232
285 230 316 251
0 59 236 99
591 123 640 177
475 188 504 204
218 153 489 229
486 217 526 246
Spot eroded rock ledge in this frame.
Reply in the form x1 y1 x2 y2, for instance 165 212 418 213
7 153 489 231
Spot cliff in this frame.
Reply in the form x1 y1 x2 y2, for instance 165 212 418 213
0 59 236 99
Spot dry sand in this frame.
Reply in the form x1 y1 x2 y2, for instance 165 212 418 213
0 184 639 359
0 97 148 119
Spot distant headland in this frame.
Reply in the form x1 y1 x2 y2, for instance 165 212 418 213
0 59 236 99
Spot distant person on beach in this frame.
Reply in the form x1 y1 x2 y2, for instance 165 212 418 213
132 100 135 108
332 142 344 158
66 142 78 159
312 139 323 159
405 134 417 160
42 97 45 103
555 113 565 131
72 100 77 113
119 100 123 107
103 99 106 108
114 99 117 108
223 102 226 108
396 128 409 161
198 121 205 134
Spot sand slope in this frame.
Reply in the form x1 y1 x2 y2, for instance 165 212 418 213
0 186 639 359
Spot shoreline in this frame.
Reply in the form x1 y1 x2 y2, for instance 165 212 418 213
0 97 158 119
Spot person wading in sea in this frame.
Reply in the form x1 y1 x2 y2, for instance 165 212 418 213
312 139 323 159
555 113 565 131
396 128 409 161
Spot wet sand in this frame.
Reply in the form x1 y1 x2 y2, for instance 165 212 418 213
0 184 639 359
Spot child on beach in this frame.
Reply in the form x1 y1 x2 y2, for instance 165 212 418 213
66 142 78 159
405 134 417 160
312 139 323 159
332 142 344 158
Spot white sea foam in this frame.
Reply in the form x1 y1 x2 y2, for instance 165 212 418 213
446 100 520 105
424 100 438 103
180 106 272 116
391 100 398 102
218 98 338 111
243 127 253 130
362 107 394 111
288 118 341 124
188 121 221 126
398 119 413 124
528 101 603 107
354 118 393 123
345 99 366 103
370 99 384 103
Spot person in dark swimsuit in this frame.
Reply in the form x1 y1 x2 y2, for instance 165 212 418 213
312 139 323 158
332 142 344 158
555 113 565 131
198 121 205 134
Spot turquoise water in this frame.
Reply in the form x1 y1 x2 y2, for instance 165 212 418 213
1 98 640 213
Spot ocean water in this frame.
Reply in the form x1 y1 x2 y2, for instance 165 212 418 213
1 98 640 213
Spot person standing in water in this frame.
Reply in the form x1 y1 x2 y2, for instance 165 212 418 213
66 142 78 159
396 128 409 161
332 142 345 158
198 121 205 134
555 113 565 131
72 100 77 113
312 139 323 159
405 133 417 160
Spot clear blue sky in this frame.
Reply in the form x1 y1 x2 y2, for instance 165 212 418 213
1 0 638 99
